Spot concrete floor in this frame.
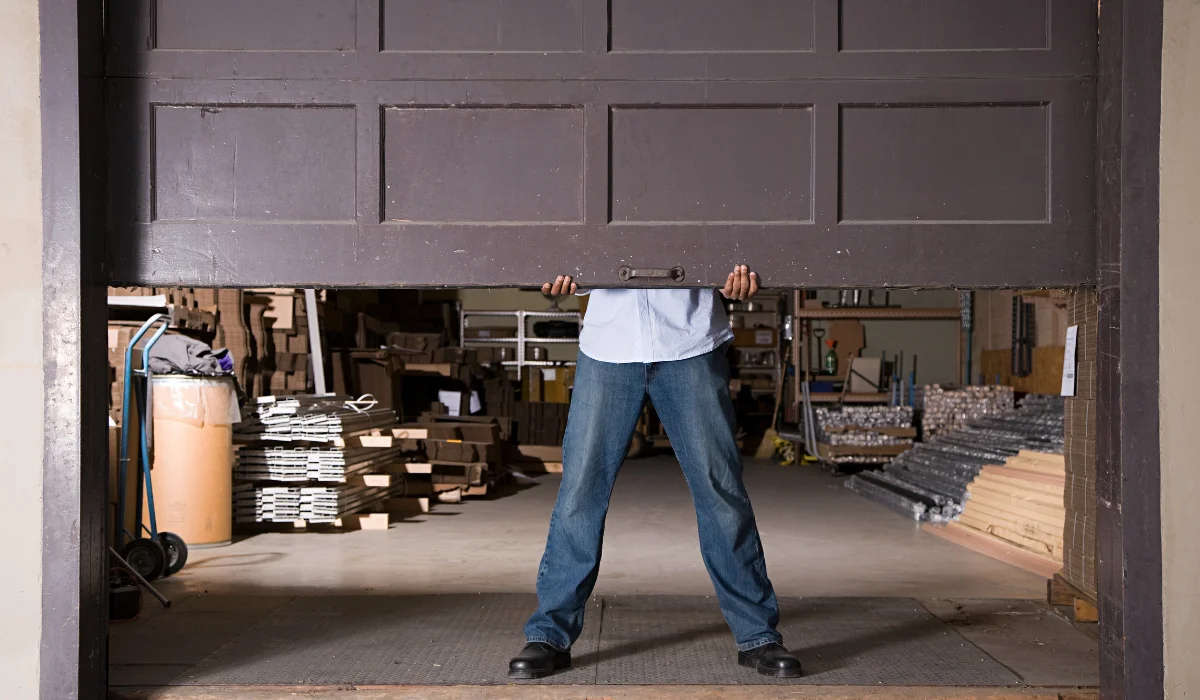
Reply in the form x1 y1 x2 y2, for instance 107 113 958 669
109 457 1097 691
149 457 1044 599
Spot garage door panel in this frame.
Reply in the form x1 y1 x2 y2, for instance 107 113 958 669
153 105 358 223
839 104 1050 223
840 0 1050 52
111 222 1094 289
609 0 815 53
109 75 1093 286
381 0 584 52
610 107 813 224
111 223 362 287
153 0 357 51
106 0 1094 80
383 108 585 224
352 226 720 288
726 224 1093 289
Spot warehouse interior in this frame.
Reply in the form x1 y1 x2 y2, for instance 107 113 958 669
104 284 1101 693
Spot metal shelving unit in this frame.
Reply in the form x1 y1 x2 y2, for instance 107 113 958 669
459 309 581 380
727 294 784 397
790 292 966 409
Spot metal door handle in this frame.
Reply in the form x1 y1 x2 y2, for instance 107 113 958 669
618 266 685 283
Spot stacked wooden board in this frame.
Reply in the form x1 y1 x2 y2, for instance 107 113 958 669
944 450 1066 576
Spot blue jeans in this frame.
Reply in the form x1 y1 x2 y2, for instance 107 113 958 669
524 346 782 652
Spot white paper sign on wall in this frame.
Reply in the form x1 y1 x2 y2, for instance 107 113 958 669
1061 325 1079 397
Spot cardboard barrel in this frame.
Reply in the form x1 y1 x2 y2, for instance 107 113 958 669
143 375 238 547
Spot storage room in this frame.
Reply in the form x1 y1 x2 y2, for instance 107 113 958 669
106 284 1099 691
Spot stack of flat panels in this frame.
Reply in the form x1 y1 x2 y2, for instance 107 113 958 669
233 394 412 526
235 446 404 482
299 483 396 524
846 395 1063 523
234 484 302 523
236 394 398 443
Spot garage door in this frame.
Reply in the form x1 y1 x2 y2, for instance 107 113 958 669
105 0 1096 289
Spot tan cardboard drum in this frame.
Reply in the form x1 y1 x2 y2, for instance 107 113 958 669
143 375 238 547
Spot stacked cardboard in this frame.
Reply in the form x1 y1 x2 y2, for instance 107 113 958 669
513 401 570 446
1062 290 1098 603
420 419 505 496
211 288 252 395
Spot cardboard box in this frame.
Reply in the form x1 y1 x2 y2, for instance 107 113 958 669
733 328 778 347
541 367 575 404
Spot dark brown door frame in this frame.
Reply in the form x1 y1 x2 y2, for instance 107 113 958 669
36 1 1165 699
1095 0 1166 698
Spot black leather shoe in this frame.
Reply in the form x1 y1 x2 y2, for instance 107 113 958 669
508 642 571 679
738 642 803 678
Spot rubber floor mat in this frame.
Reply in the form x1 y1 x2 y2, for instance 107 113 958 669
178 594 1020 686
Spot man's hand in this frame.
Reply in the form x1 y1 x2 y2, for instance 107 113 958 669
720 265 758 300
541 275 578 297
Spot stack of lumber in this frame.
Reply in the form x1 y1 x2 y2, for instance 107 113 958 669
846 394 1063 523
921 385 1014 438
951 450 1065 574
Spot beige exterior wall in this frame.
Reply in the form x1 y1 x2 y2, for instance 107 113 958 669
0 0 43 697
1161 0 1200 697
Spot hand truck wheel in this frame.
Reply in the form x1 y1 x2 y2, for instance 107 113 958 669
120 538 167 581
158 532 189 577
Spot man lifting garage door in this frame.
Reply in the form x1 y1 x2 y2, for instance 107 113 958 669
509 266 802 680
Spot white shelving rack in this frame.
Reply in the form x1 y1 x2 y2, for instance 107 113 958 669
459 309 581 380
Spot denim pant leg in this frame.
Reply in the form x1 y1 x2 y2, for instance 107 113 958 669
647 347 782 651
523 352 647 650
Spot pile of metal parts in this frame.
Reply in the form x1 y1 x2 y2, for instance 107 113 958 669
825 431 911 447
845 394 1064 522
818 406 915 449
234 446 405 482
921 384 1015 438
816 405 914 431
235 394 397 443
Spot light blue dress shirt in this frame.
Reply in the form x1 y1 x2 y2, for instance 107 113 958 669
577 289 734 364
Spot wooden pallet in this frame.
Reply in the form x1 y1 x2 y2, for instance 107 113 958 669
1047 573 1099 623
